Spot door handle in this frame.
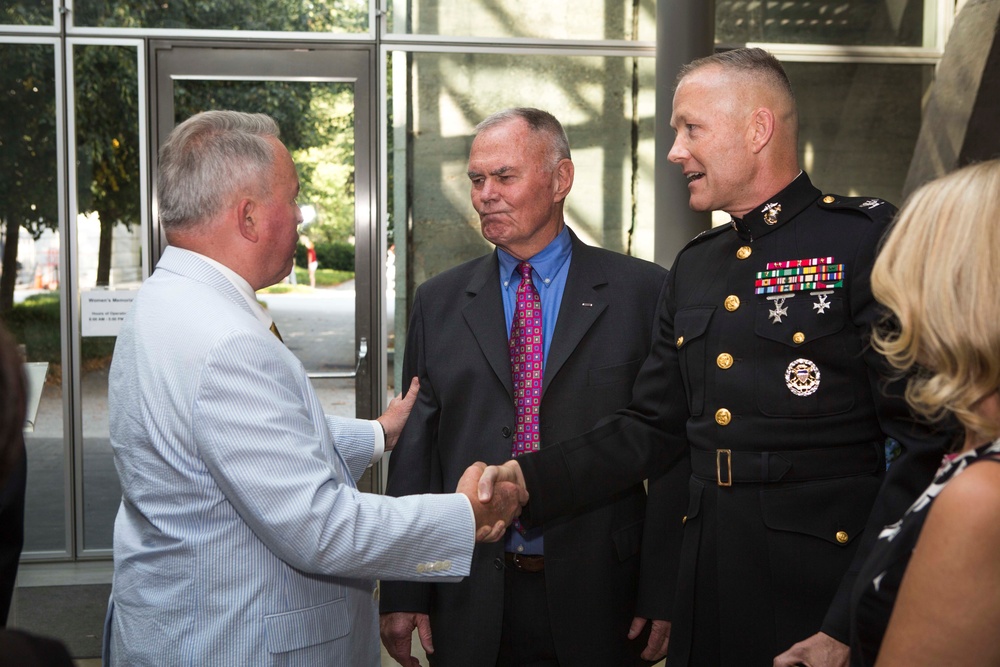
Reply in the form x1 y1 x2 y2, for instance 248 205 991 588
308 336 367 380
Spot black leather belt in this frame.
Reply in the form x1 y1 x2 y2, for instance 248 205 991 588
690 442 881 486
504 552 545 573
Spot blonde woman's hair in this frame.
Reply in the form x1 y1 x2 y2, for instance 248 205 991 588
871 159 1000 440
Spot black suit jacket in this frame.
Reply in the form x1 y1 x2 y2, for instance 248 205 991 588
381 230 685 666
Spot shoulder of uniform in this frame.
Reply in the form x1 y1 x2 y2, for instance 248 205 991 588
679 223 729 253
816 194 897 221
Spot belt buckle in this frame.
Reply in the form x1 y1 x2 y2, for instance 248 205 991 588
716 449 732 487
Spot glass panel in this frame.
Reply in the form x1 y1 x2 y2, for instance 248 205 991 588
0 42 67 554
716 0 927 47
389 51 655 371
73 0 367 33
173 79 358 417
73 43 142 551
1 0 50 26
387 0 656 41
789 61 934 206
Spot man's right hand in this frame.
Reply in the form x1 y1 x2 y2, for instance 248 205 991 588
380 612 433 667
457 462 528 542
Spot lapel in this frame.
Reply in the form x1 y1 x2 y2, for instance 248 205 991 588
544 232 608 391
461 252 515 402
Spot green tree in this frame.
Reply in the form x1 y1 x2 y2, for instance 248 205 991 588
0 43 58 316
75 44 141 287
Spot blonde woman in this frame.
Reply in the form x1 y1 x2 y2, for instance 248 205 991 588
849 158 1000 666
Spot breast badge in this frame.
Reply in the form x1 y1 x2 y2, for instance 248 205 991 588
785 358 821 396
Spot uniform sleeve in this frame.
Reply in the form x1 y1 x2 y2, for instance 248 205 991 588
820 218 955 641
518 269 688 526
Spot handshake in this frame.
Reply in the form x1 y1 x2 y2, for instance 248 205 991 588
455 460 528 543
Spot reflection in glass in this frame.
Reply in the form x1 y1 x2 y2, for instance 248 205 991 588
388 0 656 41
73 0 367 33
1 0 50 26
788 62 934 206
716 0 926 47
74 44 142 551
0 42 66 553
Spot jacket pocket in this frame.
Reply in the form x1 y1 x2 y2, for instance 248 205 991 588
675 307 715 416
760 474 881 547
612 517 645 561
588 358 642 386
753 294 856 417
264 597 350 654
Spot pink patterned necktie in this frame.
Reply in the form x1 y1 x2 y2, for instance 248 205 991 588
510 261 543 458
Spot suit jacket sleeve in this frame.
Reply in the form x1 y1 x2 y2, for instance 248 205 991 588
193 326 475 582
380 290 441 613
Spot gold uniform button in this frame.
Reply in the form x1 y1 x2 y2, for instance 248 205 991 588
676 336 684 348
717 353 734 369
836 531 849 544
715 408 732 426
736 245 752 260
724 295 740 312
682 515 687 525
823 195 835 204
793 332 805 344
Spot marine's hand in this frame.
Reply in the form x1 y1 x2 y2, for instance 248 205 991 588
379 612 433 667
629 617 671 661
457 462 527 542
773 631 848 667
477 459 526 503
377 376 420 451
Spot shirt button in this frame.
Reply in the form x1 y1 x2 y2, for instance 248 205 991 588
724 295 740 312
736 246 752 260
717 353 734 369
715 408 732 426
836 531 849 544
793 332 805 344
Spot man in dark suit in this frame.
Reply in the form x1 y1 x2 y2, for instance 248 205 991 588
478 50 950 667
379 108 685 667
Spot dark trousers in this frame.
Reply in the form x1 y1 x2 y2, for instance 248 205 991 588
496 560 559 667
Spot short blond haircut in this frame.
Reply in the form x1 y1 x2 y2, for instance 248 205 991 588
871 159 1000 439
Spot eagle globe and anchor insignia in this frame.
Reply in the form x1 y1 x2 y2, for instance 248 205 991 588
785 358 821 396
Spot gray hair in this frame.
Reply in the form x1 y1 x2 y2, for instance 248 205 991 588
676 47 796 105
475 107 571 168
157 110 281 232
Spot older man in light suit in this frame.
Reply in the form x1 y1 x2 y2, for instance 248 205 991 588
103 110 524 667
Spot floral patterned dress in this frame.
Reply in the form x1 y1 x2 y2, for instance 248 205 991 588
849 437 1000 666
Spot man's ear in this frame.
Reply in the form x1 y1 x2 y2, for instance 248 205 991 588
236 199 258 242
552 158 574 203
749 107 775 154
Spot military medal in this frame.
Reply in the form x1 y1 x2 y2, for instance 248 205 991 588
811 290 833 314
762 202 781 225
785 358 821 396
767 294 792 323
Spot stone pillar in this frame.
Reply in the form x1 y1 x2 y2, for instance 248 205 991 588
903 0 1000 198
654 0 715 267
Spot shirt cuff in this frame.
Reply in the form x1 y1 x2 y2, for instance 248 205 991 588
368 420 385 466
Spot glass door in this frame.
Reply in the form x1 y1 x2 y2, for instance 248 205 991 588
150 42 385 488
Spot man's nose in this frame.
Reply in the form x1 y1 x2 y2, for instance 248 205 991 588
667 136 687 164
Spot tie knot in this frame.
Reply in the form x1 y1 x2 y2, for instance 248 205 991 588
518 261 533 283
